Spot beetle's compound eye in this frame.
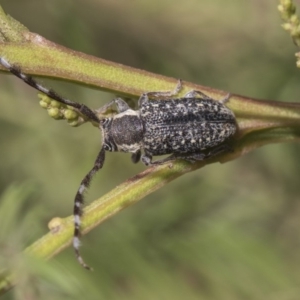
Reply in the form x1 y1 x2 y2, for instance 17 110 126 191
100 118 109 126
103 143 111 151
103 142 118 151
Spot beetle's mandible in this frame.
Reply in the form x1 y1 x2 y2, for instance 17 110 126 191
0 57 237 270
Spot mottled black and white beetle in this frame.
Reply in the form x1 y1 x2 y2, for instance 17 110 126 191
0 57 237 270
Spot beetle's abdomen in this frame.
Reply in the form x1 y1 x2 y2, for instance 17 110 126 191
140 98 236 156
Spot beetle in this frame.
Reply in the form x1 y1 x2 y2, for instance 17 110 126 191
0 57 237 269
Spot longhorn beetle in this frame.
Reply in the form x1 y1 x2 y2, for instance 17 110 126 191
0 57 237 270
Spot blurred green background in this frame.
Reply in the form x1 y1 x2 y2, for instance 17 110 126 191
1 0 300 299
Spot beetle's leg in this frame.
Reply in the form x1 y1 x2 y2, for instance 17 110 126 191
131 150 141 163
96 97 131 115
184 90 231 104
142 153 205 166
114 98 132 112
184 90 212 100
141 153 154 166
142 144 233 166
142 150 204 166
177 144 233 163
220 93 231 104
203 143 233 159
144 79 182 98
138 79 182 107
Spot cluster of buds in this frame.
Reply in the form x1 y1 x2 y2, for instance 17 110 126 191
38 93 86 127
278 0 300 67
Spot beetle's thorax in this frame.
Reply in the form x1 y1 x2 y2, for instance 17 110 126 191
101 109 144 153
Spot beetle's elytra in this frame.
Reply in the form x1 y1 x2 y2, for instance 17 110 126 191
0 57 237 270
